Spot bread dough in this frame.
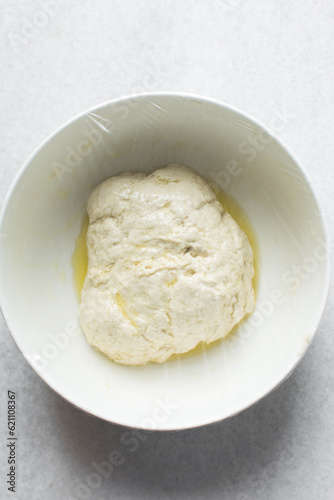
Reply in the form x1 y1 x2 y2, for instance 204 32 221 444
79 164 254 365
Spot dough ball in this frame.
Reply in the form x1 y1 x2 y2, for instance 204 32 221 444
79 164 254 365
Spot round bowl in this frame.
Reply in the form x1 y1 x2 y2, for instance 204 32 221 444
0 93 330 430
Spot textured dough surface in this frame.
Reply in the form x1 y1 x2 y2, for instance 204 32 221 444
79 164 255 365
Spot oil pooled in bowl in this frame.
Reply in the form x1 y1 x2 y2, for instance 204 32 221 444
72 187 259 360
72 214 89 298
215 189 259 297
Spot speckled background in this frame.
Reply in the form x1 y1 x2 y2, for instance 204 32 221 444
1 1 333 499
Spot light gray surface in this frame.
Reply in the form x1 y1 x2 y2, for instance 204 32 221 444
1 1 333 499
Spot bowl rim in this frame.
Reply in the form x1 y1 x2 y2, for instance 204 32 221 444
0 92 331 430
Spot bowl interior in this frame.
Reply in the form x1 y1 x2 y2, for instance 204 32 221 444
0 95 330 429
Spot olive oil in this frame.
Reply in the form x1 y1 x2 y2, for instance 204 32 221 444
72 213 89 299
215 190 259 297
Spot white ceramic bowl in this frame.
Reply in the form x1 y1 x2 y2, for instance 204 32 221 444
0 93 330 430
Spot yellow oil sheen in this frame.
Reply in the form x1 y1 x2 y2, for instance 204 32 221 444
72 214 89 299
